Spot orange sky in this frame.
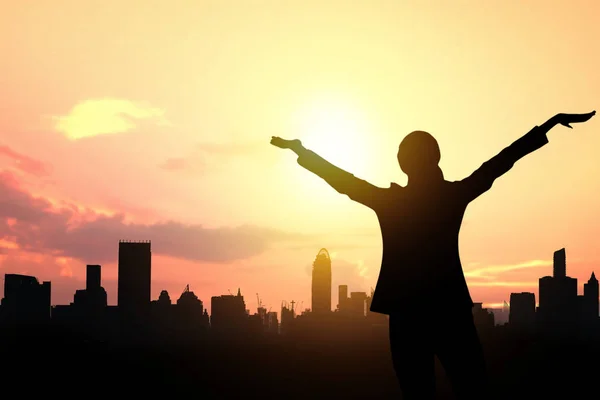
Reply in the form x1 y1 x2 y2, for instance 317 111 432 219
1 1 599 314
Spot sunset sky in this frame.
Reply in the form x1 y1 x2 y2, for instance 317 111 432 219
1 1 599 314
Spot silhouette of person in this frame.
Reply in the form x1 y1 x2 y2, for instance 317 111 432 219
270 110 596 399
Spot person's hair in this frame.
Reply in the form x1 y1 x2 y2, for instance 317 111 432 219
397 131 441 176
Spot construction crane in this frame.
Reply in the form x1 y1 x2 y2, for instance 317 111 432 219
256 293 262 309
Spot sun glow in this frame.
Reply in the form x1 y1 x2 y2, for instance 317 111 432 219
296 98 373 174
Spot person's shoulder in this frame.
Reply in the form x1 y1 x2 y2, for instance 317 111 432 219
442 179 466 193
382 182 405 197
444 179 464 186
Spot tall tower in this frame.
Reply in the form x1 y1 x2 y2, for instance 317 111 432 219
553 248 566 278
538 248 578 334
118 240 152 315
584 272 599 319
338 285 348 311
311 248 332 314
86 265 101 291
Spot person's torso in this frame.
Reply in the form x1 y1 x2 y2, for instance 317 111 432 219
371 180 472 309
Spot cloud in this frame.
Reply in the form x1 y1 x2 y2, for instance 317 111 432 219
159 141 265 174
0 170 308 264
0 145 51 176
465 259 551 280
0 252 82 302
53 98 171 140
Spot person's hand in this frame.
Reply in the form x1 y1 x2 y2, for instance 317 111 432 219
555 111 596 129
270 136 302 151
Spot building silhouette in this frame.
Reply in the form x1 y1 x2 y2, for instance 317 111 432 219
582 273 599 319
348 291 368 317
538 248 579 335
0 274 51 324
280 301 295 335
210 288 247 334
73 264 108 311
509 292 536 334
507 248 599 337
338 284 348 313
311 248 332 314
1 239 600 398
118 240 151 317
472 303 495 334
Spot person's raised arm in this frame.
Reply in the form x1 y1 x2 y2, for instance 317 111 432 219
270 136 386 209
460 111 596 202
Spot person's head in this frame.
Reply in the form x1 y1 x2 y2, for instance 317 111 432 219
397 131 442 182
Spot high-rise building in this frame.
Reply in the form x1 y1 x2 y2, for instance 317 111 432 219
348 292 367 317
210 288 247 333
311 248 332 314
509 292 536 332
553 248 566 278
74 264 107 310
1 274 51 322
86 265 101 291
280 302 295 335
472 303 495 332
338 285 348 312
583 272 599 320
118 240 152 315
538 248 578 333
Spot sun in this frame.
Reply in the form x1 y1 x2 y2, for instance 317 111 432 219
295 98 373 173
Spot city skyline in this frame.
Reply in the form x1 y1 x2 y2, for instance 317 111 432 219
2 1 600 315
2 240 597 322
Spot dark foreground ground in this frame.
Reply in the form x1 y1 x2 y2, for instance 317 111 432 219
1 325 598 399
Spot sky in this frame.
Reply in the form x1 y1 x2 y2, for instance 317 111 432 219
1 1 599 314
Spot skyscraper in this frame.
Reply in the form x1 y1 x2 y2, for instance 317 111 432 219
348 292 367 317
338 284 348 312
86 264 101 291
118 240 151 315
74 264 107 310
553 248 566 278
538 248 578 333
583 272 599 320
210 289 247 333
509 292 536 333
311 248 331 314
1 274 51 322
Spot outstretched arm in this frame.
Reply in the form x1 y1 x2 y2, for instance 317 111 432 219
270 137 386 209
460 111 596 202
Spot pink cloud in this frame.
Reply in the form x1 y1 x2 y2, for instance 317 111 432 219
0 170 310 265
0 145 51 176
